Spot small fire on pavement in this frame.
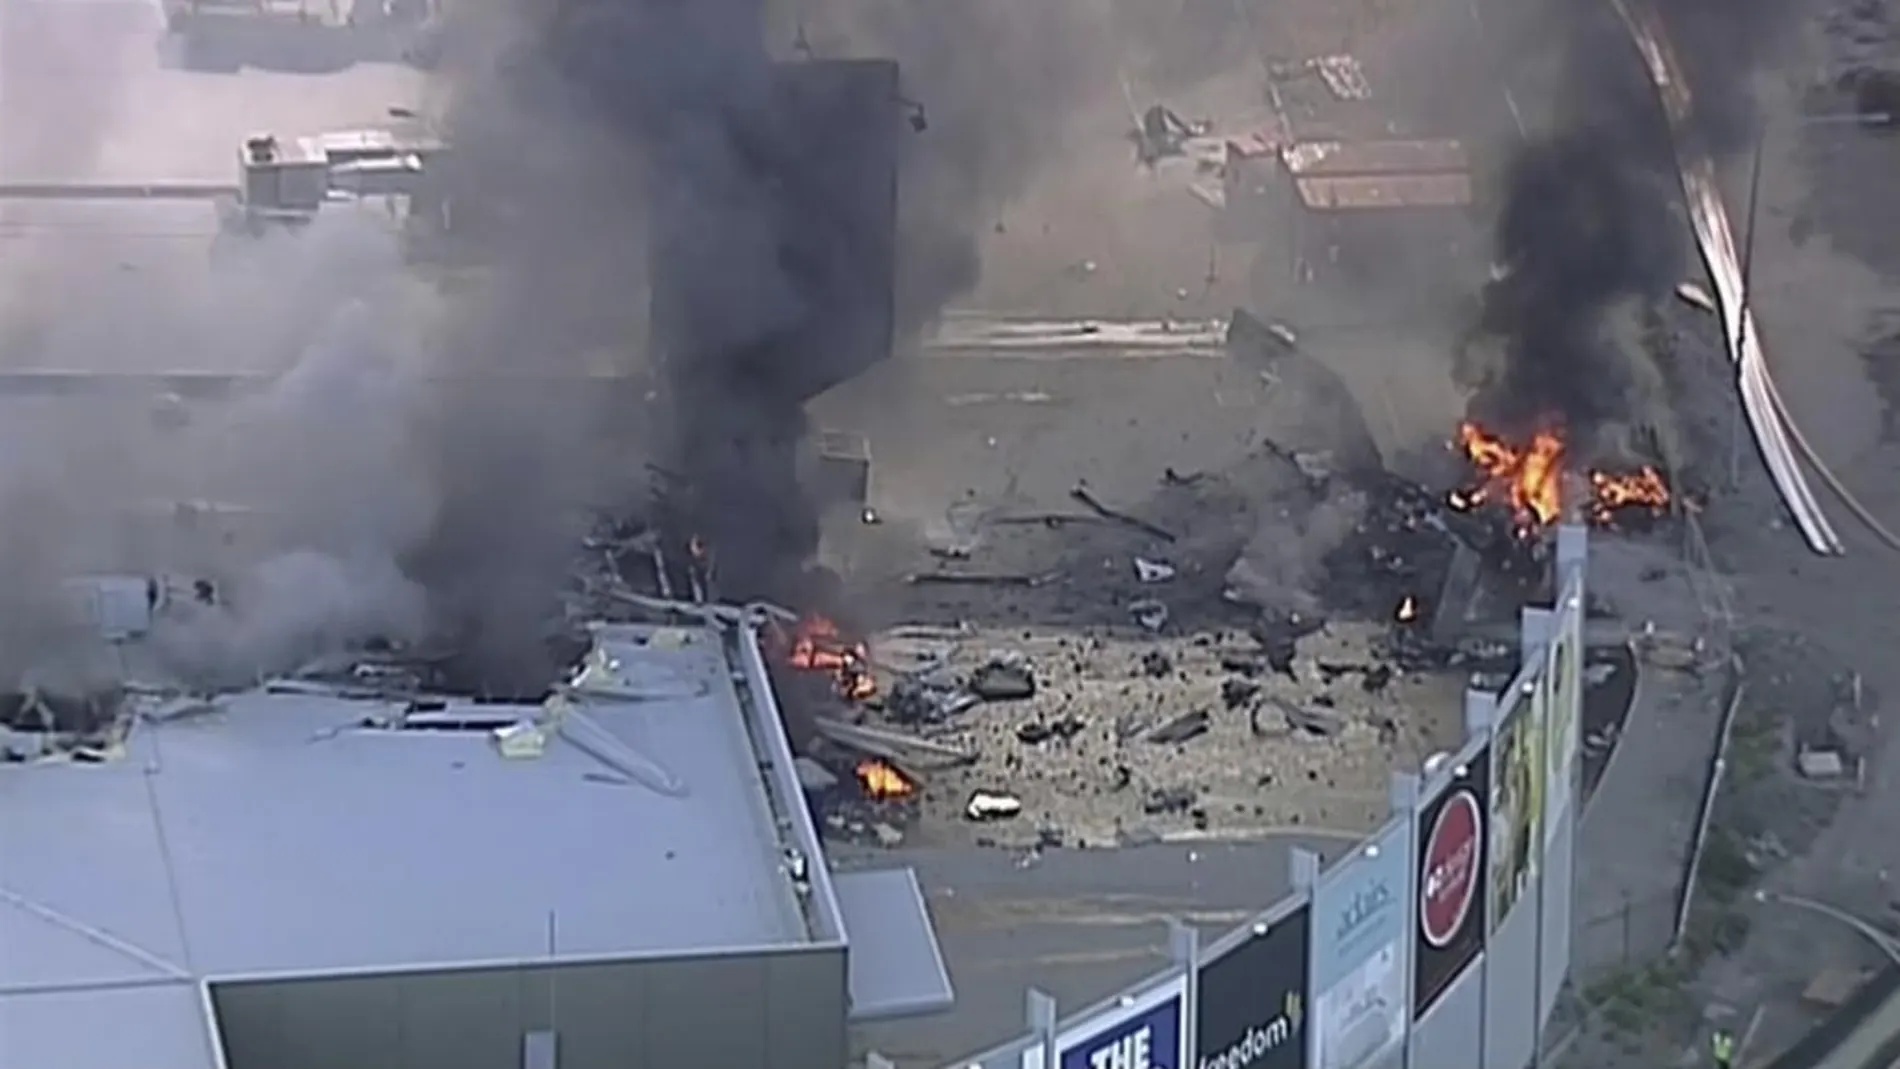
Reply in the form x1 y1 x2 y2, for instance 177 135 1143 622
1395 595 1419 623
856 758 916 800
777 614 877 701
1450 421 1671 531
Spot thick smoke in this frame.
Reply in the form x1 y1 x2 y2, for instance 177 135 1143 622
1466 129 1682 436
436 0 1098 603
0 216 449 689
0 0 1093 692
1466 0 1800 454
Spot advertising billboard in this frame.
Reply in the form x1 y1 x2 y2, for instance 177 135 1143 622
1197 906 1309 1069
1414 744 1490 1018
1544 576 1583 842
1023 975 1188 1069
1489 682 1546 932
1310 822 1410 1069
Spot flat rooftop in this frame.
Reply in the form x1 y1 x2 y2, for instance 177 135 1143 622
0 623 816 986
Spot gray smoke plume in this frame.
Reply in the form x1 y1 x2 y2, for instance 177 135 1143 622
1466 0 1800 454
803 0 1101 336
0 0 1098 693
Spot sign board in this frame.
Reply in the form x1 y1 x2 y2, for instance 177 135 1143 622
1023 975 1188 1069
1544 575 1583 842
1310 821 1411 1069
1414 744 1490 1018
1197 906 1309 1069
1489 679 1545 932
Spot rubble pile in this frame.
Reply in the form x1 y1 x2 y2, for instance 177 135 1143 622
842 623 1466 849
1309 471 1463 620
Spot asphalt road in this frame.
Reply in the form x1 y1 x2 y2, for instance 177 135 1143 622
839 837 1347 1069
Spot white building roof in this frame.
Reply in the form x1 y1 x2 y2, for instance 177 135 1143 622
0 623 820 983
0 618 951 1069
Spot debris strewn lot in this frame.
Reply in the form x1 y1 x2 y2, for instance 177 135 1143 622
861 622 1464 849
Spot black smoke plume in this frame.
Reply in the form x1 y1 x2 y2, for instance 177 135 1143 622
1467 128 1681 436
1467 0 1800 451
435 0 1094 609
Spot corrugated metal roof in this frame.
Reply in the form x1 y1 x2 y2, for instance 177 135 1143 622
1293 173 1473 210
0 623 823 990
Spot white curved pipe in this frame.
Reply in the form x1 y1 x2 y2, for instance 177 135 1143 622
1609 0 1846 555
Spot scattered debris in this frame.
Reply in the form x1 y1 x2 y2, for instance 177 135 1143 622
1071 483 1178 543
907 570 1060 588
1143 785 1198 815
1221 652 1265 676
878 623 1464 848
1274 697 1344 738
1134 557 1178 583
1363 664 1394 693
970 653 1037 701
1221 677 1260 709
1130 599 1171 632
966 790 1024 821
1017 715 1085 745
885 677 980 725
1147 709 1211 744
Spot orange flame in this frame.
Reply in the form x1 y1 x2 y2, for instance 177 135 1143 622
1455 422 1563 529
783 614 877 701
856 759 915 800
1589 467 1671 520
1451 422 1672 530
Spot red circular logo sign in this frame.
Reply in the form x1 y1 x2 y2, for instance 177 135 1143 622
1420 789 1482 948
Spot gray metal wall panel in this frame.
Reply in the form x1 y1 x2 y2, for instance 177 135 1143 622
538 961 647 1069
642 956 771 1069
211 950 845 1069
1540 802 1577 1026
1407 956 1482 1069
1481 890 1538 1069
764 950 850 1069
407 968 538 1069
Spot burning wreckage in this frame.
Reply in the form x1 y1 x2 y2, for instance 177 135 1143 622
597 307 1671 853
576 311 1669 853
0 304 1673 856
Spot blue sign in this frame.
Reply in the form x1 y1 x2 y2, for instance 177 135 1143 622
1059 987 1185 1069
1309 821 1412 1069
1311 822 1410 991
